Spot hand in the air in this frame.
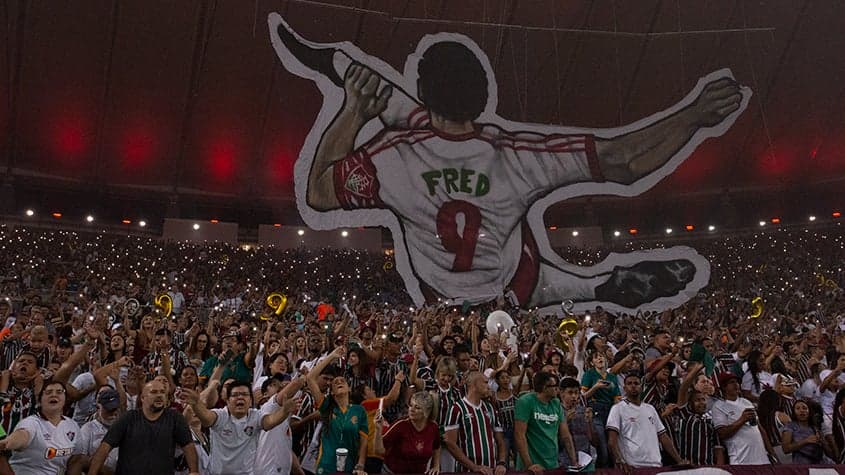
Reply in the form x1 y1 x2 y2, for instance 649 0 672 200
343 64 392 123
691 77 743 127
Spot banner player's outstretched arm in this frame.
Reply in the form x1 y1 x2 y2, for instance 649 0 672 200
595 78 742 184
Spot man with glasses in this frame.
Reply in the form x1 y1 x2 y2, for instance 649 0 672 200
514 372 579 474
182 380 262 475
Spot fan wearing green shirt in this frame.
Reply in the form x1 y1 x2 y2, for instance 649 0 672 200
514 372 580 474
306 346 369 475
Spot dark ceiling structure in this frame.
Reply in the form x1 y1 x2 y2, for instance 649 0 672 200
1 0 843 231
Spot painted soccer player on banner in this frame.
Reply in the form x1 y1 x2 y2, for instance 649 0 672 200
268 13 752 314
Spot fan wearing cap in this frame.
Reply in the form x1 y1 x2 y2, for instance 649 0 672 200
67 387 122 474
711 372 778 464
372 332 411 423
199 330 252 386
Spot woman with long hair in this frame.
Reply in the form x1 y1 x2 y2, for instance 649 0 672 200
186 330 212 368
374 391 441 475
251 352 291 403
782 399 828 464
758 389 792 464
0 381 81 474
104 333 128 364
344 347 374 393
306 346 368 475
742 350 772 403
130 314 157 362
580 351 620 468
291 334 309 366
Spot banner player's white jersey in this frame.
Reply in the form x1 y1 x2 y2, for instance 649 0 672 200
334 110 603 303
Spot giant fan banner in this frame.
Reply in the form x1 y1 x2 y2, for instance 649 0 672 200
269 13 751 315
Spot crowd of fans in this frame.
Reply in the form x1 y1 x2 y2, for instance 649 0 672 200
0 223 843 474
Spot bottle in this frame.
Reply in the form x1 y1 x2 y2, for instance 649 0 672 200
747 409 757 426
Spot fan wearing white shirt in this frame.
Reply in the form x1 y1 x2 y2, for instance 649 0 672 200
606 373 688 473
711 372 778 465
182 380 262 475
256 374 307 475
0 381 81 475
67 387 122 474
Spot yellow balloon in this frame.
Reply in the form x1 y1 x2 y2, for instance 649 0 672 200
266 293 288 316
749 296 763 319
155 294 173 319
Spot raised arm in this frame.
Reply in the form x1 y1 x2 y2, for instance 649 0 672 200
262 377 306 431
182 387 218 428
308 64 391 211
305 346 344 403
0 428 31 451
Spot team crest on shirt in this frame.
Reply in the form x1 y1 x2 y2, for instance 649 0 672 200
244 426 255 436
416 440 425 453
350 415 358 424
344 166 374 198
44 433 51 440
66 431 75 441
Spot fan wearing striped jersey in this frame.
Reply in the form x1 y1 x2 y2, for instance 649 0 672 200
269 14 751 314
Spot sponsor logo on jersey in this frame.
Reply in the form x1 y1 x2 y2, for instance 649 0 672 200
45 447 73 459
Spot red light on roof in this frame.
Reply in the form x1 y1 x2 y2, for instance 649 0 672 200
771 217 781 224
210 219 219 224
628 228 638 235
121 219 131 224
548 226 558 230
52 212 62 218
273 223 281 228
834 212 842 218
685 225 694 231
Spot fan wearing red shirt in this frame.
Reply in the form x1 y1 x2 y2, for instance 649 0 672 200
375 392 441 474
